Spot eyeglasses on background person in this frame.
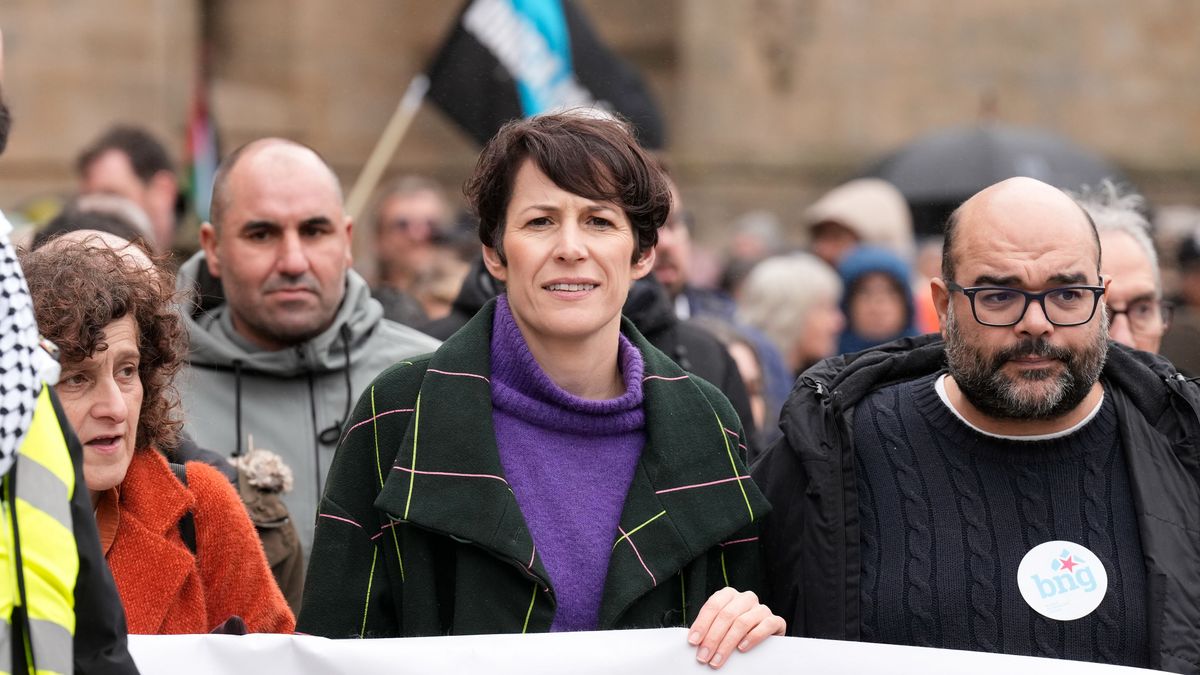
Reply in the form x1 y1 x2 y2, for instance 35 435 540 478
1105 298 1173 335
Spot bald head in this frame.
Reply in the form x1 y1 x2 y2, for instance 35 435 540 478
942 177 1100 283
41 229 155 271
209 138 343 230
197 136 353 351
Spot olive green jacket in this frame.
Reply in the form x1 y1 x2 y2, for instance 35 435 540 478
298 299 769 637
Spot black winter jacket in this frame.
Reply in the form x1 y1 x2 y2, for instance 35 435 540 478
752 335 1200 673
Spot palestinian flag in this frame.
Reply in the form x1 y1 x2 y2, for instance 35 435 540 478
185 44 219 223
426 0 665 148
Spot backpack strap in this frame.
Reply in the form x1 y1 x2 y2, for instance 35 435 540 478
168 461 197 556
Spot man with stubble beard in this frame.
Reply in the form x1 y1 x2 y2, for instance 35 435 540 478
753 177 1200 672
176 139 440 562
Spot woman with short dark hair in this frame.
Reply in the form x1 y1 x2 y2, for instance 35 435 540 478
301 112 782 667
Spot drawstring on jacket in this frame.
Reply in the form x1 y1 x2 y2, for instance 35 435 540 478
228 323 351 461
311 324 353 500
316 324 353 447
218 324 353 504
233 359 244 457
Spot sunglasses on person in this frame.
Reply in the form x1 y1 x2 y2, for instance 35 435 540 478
383 217 445 240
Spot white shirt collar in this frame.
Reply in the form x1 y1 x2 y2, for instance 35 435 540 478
934 373 1104 442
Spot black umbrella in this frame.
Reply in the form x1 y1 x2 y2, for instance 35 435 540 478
861 124 1129 236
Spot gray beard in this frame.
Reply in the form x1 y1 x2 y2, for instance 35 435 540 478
944 306 1109 421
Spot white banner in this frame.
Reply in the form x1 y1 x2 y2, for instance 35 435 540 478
128 627 1154 675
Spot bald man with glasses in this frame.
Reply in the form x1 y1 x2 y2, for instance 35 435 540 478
753 177 1200 672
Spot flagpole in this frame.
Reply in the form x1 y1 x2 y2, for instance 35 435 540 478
345 73 431 223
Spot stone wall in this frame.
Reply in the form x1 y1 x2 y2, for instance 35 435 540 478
1 0 1197 250
1 0 196 212
674 1 1200 242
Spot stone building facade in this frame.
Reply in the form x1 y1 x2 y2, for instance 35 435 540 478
1 0 1197 253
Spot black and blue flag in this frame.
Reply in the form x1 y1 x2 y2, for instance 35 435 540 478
426 0 665 148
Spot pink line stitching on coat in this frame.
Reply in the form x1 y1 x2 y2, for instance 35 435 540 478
346 408 414 435
370 521 402 541
654 475 752 495
427 368 491 383
643 375 689 382
719 536 759 547
391 465 510 485
319 513 363 529
617 526 657 586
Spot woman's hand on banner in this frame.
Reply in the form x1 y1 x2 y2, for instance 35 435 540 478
687 587 786 669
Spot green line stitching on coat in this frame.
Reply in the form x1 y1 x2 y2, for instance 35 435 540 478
360 547 377 637
403 392 422 520
368 385 406 582
390 522 405 582
370 386 384 489
521 583 538 634
720 549 729 587
713 407 753 521
611 510 667 551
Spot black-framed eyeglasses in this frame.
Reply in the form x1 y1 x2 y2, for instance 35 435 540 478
946 280 1106 327
1106 299 1174 335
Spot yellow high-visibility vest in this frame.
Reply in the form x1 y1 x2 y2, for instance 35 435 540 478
0 388 78 675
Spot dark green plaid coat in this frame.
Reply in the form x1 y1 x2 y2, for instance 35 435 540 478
298 298 770 637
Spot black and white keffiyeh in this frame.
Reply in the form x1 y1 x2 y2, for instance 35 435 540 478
0 211 39 476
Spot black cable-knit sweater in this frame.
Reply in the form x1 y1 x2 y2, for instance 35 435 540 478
853 373 1149 667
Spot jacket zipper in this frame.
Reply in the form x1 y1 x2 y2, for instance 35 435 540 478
802 373 859 637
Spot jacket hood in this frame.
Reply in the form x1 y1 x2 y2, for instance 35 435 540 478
177 251 387 377
621 276 677 338
802 178 913 260
838 245 913 294
792 333 944 415
837 245 918 353
450 255 503 319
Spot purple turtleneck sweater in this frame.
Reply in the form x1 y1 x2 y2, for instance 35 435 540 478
490 295 646 632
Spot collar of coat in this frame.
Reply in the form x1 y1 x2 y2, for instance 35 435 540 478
112 449 198 632
375 297 768 626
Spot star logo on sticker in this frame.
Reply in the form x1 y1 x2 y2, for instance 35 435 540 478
1058 553 1079 573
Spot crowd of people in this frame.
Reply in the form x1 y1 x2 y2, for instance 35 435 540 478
2 27 1200 675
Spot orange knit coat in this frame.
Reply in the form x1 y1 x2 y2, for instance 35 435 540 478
106 449 295 634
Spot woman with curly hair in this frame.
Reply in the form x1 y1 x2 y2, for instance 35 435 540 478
19 236 294 635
